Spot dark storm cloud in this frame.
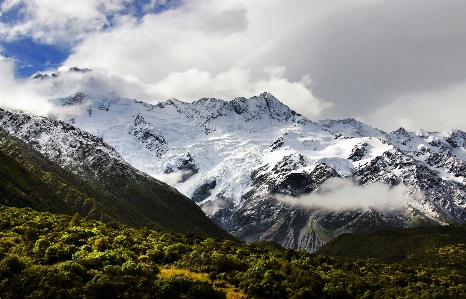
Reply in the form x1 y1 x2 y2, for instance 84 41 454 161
280 1 466 121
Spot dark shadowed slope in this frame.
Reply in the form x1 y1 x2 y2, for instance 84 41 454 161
0 148 74 215
316 223 466 269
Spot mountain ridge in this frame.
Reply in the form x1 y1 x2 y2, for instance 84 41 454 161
2 79 466 251
0 109 232 239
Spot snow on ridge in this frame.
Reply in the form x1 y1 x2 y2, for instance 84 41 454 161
316 118 387 139
0 107 128 178
3 89 466 251
48 92 466 203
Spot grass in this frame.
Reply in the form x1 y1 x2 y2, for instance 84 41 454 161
159 268 247 299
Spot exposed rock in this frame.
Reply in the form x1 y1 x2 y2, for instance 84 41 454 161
270 136 284 151
348 142 368 161
130 113 167 156
192 180 217 202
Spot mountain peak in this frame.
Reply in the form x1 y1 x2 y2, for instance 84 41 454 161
30 67 92 81
63 92 89 106
133 113 147 126
231 92 297 122
392 127 409 134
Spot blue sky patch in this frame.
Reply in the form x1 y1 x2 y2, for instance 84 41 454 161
0 1 26 26
104 0 183 27
0 0 183 78
0 38 70 78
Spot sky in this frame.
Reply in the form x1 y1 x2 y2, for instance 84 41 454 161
1 0 466 132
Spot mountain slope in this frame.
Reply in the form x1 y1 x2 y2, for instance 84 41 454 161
0 147 74 215
44 89 466 251
316 223 466 269
5 71 466 251
0 110 232 239
0 127 156 226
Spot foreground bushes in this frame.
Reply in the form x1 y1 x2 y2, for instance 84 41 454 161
1 206 466 298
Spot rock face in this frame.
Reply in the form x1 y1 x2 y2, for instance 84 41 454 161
348 142 368 161
228 160 342 252
6 82 466 251
130 113 167 156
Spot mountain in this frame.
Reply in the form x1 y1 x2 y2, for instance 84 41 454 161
4 70 466 251
37 87 466 252
0 109 232 239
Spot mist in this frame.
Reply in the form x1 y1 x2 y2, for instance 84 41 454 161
201 196 232 216
278 178 408 212
154 170 191 187
0 58 94 117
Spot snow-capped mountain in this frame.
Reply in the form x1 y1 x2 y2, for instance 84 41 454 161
0 107 232 239
4 70 466 251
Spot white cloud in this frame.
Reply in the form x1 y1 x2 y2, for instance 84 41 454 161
0 59 331 118
3 0 466 131
278 178 408 212
0 57 92 116
201 196 231 216
154 170 191 186
0 0 130 44
0 57 55 115
61 0 346 82
361 80 466 132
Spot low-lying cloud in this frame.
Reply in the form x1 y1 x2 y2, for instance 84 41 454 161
154 170 191 187
201 196 232 216
278 178 408 212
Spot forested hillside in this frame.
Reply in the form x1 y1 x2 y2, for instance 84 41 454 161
1 205 466 298
0 127 231 239
316 223 466 270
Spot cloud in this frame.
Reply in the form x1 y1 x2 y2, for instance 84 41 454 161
297 1 466 127
361 80 466 132
201 196 232 216
154 170 191 187
0 57 93 117
278 178 408 212
3 0 466 131
0 62 331 118
0 56 55 115
0 0 123 44
0 0 180 45
200 6 248 36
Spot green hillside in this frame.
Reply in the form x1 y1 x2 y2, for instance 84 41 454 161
316 223 466 269
1 205 466 298
0 149 74 215
0 128 231 239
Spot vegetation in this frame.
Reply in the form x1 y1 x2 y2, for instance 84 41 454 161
0 128 231 239
316 223 466 270
0 149 74 215
1 205 466 298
